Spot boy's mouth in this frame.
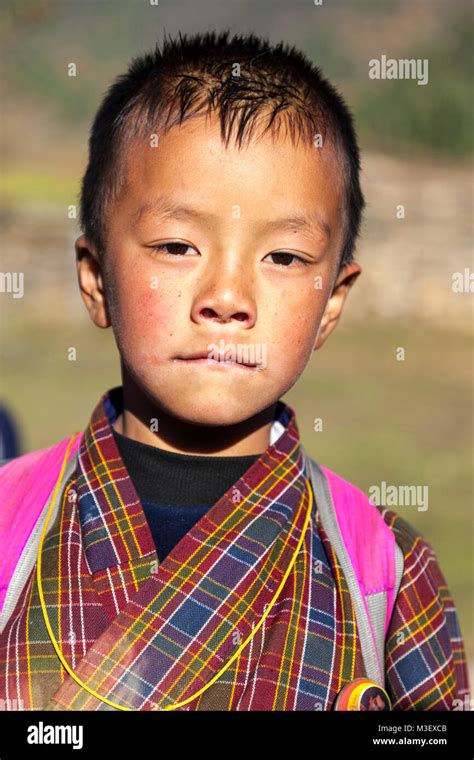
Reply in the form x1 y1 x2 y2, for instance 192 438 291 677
173 351 259 371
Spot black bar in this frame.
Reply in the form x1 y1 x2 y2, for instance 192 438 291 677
0 709 472 758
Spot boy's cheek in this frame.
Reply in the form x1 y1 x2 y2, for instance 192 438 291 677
270 290 323 347
111 280 183 356
113 265 178 326
273 299 326 374
274 338 317 383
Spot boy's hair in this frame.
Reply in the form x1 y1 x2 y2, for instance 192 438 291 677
80 30 365 276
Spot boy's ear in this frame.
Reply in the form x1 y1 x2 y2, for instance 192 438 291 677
314 260 362 350
75 234 112 329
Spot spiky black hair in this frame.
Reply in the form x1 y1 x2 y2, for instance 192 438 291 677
80 30 365 273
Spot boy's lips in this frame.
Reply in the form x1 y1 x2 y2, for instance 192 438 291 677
173 351 259 370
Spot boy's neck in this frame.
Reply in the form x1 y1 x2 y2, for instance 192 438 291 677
112 376 278 457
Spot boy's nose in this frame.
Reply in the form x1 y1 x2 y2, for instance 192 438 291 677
192 290 257 328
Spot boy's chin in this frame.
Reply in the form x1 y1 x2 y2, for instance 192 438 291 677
159 396 271 428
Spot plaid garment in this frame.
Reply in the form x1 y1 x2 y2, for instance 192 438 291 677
0 387 469 711
379 507 470 710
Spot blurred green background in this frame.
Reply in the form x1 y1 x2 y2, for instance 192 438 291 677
1 0 473 682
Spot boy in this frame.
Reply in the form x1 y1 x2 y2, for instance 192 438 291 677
0 31 469 712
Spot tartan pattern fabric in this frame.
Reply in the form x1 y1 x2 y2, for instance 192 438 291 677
379 508 470 710
0 387 469 711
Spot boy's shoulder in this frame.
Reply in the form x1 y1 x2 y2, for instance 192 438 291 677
373 504 470 709
313 460 426 559
373 503 447 589
319 461 442 586
374 503 435 557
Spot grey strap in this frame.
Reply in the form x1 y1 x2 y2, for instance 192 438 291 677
0 449 79 635
304 453 404 687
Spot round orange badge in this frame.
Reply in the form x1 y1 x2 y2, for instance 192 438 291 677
333 678 392 711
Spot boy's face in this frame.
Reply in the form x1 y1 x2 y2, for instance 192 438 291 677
77 114 360 427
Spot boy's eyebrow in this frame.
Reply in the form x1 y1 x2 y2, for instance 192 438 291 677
133 196 331 238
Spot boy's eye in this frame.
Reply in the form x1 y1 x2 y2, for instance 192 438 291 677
148 244 306 267
265 251 307 267
149 242 197 257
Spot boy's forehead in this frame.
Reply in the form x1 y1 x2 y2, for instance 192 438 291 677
126 113 341 180
118 115 344 229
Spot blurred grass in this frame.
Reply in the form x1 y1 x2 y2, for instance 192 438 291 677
356 20 474 158
2 315 472 655
2 171 80 204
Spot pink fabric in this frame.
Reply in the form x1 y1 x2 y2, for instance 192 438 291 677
320 465 397 641
0 434 82 615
